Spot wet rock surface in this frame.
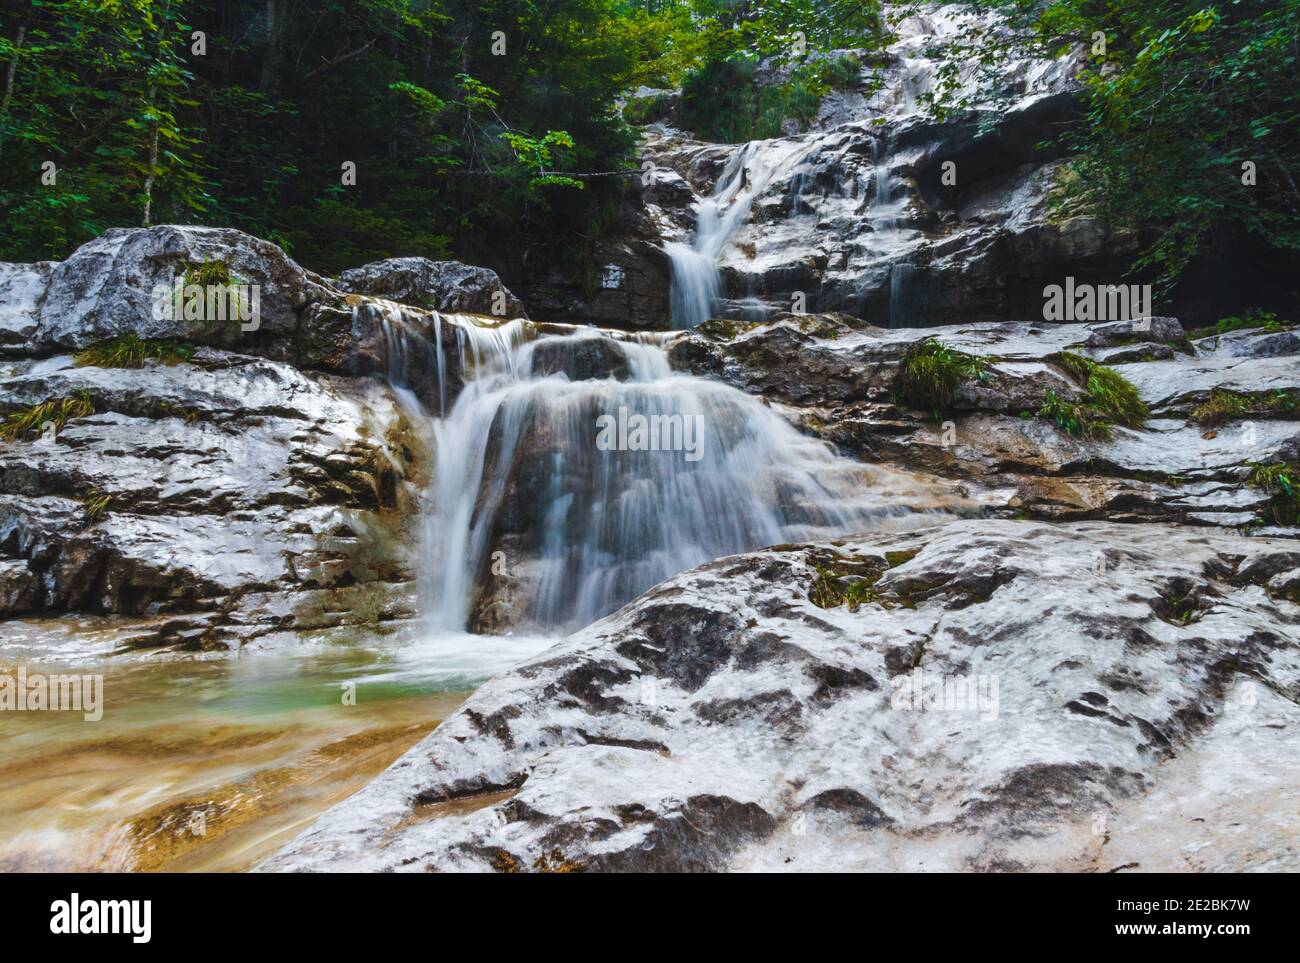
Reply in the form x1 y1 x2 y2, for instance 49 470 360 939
671 313 1300 533
0 228 528 648
265 519 1300 872
0 350 426 648
336 257 526 319
515 8 1296 330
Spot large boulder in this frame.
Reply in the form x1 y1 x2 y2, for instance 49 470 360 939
263 519 1300 872
2 225 338 354
336 257 526 319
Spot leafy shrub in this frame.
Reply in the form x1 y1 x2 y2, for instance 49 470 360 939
680 54 866 143
623 93 672 126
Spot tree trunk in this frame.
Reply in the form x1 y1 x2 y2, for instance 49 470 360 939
142 82 159 226
260 0 291 97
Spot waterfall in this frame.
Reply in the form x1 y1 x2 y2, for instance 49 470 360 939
392 317 950 634
666 139 815 328
869 134 917 328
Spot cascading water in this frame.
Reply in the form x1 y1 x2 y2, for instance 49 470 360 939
392 314 954 635
665 139 816 329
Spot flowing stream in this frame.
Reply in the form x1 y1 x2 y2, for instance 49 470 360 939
413 315 955 634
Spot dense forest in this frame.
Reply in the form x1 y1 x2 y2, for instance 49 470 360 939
1 0 1297 289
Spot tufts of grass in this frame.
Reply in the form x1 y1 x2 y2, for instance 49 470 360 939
185 258 232 288
1040 352 1148 439
1189 388 1299 427
1248 462 1299 526
895 338 989 417
80 490 112 525
0 391 95 442
74 335 195 369
1038 388 1113 440
810 566 884 612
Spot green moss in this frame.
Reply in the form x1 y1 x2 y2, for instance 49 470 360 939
74 335 195 369
0 391 94 442
1188 308 1293 340
884 549 919 568
895 338 989 417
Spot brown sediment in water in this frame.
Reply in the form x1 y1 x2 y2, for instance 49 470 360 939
0 691 468 873
126 720 441 872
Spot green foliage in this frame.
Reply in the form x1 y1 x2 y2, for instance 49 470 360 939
809 565 885 611
1188 308 1294 340
0 392 95 442
185 259 231 288
74 335 194 369
1248 463 1300 526
895 338 989 416
1056 352 1148 425
80 490 113 524
680 53 868 143
937 0 1300 291
622 93 672 126
1038 388 1111 440
0 0 641 275
1189 388 1300 427
1038 353 1148 440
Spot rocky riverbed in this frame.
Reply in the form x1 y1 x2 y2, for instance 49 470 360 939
2 2 1298 874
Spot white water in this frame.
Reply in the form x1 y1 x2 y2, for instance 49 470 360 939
379 313 953 634
666 139 817 328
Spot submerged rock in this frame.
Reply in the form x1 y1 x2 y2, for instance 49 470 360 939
264 519 1300 872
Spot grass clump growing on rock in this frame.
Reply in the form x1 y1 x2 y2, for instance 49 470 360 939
1039 352 1148 440
185 258 232 287
80 490 112 524
895 338 988 416
1248 463 1299 526
1189 388 1299 427
0 391 94 442
74 335 195 369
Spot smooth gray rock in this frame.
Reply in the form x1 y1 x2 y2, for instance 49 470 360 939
337 257 526 319
263 519 1300 872
6 225 338 353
